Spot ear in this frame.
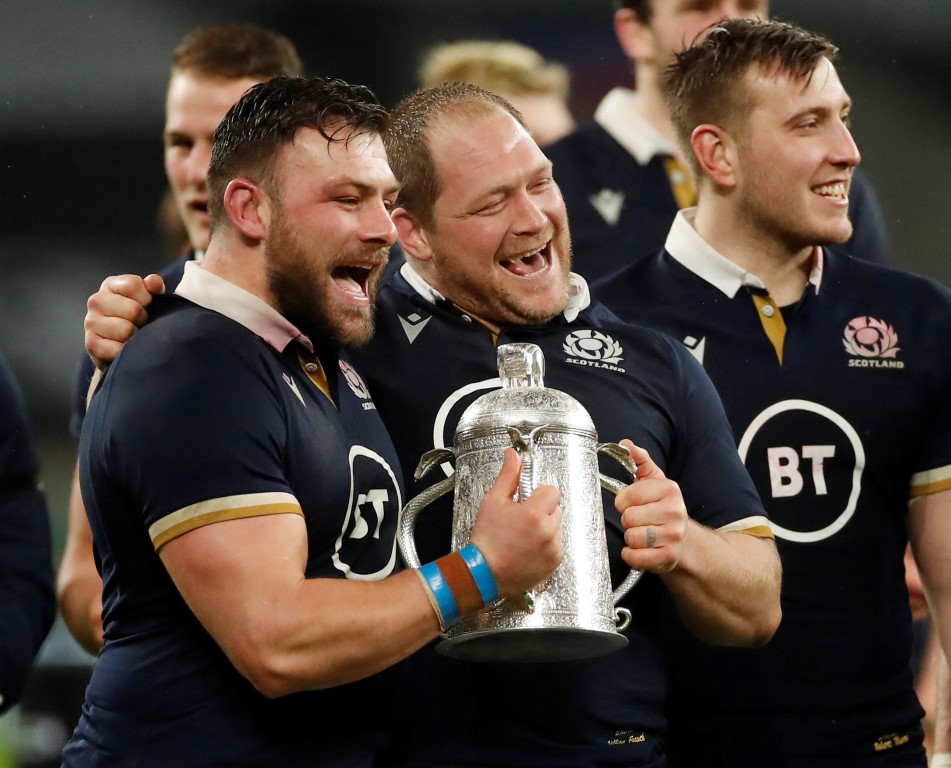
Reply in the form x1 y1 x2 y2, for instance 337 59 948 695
614 7 654 63
222 178 270 241
690 124 737 190
391 207 433 264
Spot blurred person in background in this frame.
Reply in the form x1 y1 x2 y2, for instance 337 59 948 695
56 22 305 656
0 349 55 714
544 0 889 281
418 38 576 148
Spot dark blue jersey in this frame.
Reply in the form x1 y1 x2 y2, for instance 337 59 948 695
64 267 404 767
0 351 54 713
351 267 769 767
593 217 951 764
545 112 888 283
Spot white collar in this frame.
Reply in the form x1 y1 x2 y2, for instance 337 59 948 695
664 209 824 298
175 261 313 352
594 88 680 166
398 261 590 323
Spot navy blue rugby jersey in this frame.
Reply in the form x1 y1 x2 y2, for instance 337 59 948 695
545 116 887 283
66 272 403 767
593 214 951 762
350 266 768 768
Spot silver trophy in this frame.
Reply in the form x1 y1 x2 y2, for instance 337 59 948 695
398 342 642 662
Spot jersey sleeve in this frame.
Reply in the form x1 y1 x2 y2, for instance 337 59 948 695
909 280 951 498
86 313 302 551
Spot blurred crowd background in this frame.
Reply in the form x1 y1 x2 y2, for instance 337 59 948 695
0 0 949 764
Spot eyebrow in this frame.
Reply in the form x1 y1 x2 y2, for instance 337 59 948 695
471 159 554 199
324 177 401 198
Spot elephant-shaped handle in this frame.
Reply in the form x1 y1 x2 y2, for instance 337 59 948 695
596 441 644 632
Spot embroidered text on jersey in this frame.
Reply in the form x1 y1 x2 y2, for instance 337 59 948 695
843 316 903 368
399 311 432 344
563 329 625 371
339 359 371 400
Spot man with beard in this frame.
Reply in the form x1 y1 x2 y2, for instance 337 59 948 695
593 19 951 766
82 82 781 766
58 23 306 655
61 76 565 768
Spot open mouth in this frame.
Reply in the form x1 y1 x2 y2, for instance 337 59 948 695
813 182 848 203
499 242 551 277
189 200 209 220
331 264 373 303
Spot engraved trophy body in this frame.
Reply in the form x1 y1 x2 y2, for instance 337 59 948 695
398 342 642 662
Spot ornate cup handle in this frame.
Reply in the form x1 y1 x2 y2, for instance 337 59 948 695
597 442 645 630
397 448 456 570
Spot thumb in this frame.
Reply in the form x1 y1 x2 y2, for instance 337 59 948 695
143 273 167 298
486 448 522 502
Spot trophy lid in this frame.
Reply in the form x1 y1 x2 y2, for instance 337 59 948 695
455 343 596 440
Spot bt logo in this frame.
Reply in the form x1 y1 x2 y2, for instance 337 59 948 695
738 400 865 544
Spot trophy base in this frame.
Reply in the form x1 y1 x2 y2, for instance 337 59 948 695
436 626 628 662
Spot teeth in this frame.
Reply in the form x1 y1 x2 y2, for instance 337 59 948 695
815 182 847 199
504 245 544 264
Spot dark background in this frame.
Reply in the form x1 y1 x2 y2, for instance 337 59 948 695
0 0 948 763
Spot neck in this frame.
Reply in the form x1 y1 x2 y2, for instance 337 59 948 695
634 67 680 155
202 235 273 305
693 199 814 306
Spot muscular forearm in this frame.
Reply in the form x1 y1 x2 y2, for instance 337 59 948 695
222 568 442 697
661 523 781 647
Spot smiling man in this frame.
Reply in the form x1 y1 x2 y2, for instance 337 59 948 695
61 76 565 768
594 19 951 766
350 81 781 767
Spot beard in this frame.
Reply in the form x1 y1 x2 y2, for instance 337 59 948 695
265 209 386 349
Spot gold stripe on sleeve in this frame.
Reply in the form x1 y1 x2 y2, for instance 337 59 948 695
149 492 302 550
910 465 951 497
717 515 776 540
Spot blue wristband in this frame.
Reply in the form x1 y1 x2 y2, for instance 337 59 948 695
460 544 500 605
418 560 460 629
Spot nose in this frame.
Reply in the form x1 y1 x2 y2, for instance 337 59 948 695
360 200 398 247
832 120 861 169
511 189 548 237
186 141 213 187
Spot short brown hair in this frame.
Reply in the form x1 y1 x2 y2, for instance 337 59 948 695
171 24 304 81
419 40 570 101
385 81 527 228
207 76 387 231
664 18 838 178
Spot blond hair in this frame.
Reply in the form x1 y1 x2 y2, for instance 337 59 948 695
419 40 569 100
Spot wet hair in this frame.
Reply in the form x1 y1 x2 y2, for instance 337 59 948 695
170 24 304 81
419 40 570 101
385 81 527 228
207 76 388 229
663 17 838 178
